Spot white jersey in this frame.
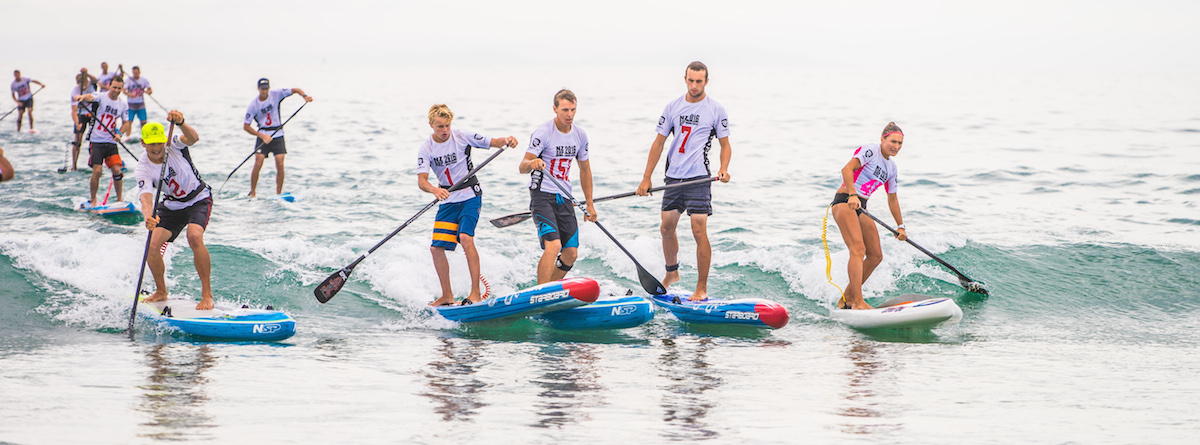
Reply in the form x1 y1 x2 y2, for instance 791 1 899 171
846 143 898 198
244 88 293 138
655 95 730 179
417 129 494 204
98 72 117 89
88 93 128 144
526 119 589 197
71 84 97 116
10 77 33 100
125 76 150 104
136 135 211 211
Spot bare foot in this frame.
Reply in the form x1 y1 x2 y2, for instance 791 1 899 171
196 295 215 310
247 191 257 198
141 289 169 303
662 270 680 289
465 291 484 304
429 296 455 306
688 289 708 301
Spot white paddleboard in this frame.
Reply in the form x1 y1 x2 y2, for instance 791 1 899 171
830 294 962 330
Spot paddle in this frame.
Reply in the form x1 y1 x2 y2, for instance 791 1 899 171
127 122 175 334
860 209 988 295
490 176 717 228
537 168 667 295
148 94 170 115
314 146 510 303
216 101 308 195
0 85 43 122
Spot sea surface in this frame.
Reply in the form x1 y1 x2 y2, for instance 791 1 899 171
1 62 1198 444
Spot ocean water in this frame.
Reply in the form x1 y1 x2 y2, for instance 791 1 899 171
1 62 1198 444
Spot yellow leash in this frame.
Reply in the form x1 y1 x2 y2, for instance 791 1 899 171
821 204 846 308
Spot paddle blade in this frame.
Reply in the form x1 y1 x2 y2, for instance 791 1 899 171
315 265 355 303
961 278 989 295
490 212 532 228
636 264 667 295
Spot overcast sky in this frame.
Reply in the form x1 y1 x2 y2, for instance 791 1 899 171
3 0 1197 69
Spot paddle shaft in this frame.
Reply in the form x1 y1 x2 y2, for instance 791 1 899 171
127 122 175 334
0 86 43 121
314 146 510 303
490 176 717 227
217 101 308 193
859 209 985 292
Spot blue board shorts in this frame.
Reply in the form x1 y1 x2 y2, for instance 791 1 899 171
127 104 147 122
432 195 482 250
530 190 579 249
661 175 713 215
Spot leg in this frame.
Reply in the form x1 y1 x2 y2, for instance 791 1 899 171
660 210 683 288
29 105 35 129
537 240 563 284
273 153 286 195
89 167 102 205
429 246 455 306
186 224 214 310
71 135 82 171
460 234 483 303
832 205 872 310
142 227 174 302
858 214 884 284
248 153 265 197
689 213 711 301
551 247 578 282
112 168 124 202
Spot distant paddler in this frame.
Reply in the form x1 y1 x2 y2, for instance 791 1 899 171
136 111 215 310
418 104 517 306
242 78 312 197
635 61 732 301
9 69 45 133
831 122 907 310
123 66 153 131
69 69 99 171
74 75 131 208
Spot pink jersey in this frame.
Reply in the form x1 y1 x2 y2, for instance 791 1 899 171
846 143 898 197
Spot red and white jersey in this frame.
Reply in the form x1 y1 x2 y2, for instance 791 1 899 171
88 93 128 144
416 129 494 204
70 84 97 116
845 143 898 197
98 71 117 88
136 135 211 211
244 88 293 138
655 95 730 180
10 77 33 100
526 119 589 197
125 76 150 104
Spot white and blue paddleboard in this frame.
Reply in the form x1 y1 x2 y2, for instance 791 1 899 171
272 193 297 202
78 200 138 216
138 298 296 341
435 277 599 323
536 295 654 330
830 294 963 330
648 291 790 329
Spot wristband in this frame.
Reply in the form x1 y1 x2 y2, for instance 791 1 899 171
897 224 906 230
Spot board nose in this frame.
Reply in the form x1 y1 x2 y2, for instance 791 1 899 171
561 278 600 303
754 300 790 329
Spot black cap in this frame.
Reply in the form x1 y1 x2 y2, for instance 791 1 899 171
257 78 270 89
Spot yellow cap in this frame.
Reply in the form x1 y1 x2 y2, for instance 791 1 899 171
141 122 167 144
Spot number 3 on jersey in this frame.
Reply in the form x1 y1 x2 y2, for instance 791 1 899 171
264 112 273 126
548 158 571 181
678 125 693 153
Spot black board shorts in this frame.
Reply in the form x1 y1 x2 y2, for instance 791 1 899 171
156 196 213 242
529 190 579 249
74 114 92 135
661 175 713 215
831 192 868 216
257 136 287 156
18 98 33 110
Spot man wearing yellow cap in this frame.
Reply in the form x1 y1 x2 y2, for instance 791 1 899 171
134 111 215 310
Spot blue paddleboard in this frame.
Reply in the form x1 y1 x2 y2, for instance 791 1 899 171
272 193 297 202
648 292 790 329
138 298 296 341
78 200 139 216
435 277 600 323
536 295 654 330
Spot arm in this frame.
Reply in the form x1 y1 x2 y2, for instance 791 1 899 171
168 111 198 145
887 193 906 240
840 158 864 209
31 80 44 88
145 86 153 95
140 190 159 230
490 136 517 148
636 133 669 195
290 88 313 102
75 93 95 102
578 159 597 222
71 105 80 129
119 120 132 138
716 136 731 182
417 173 449 201
519 152 544 174
0 147 14 182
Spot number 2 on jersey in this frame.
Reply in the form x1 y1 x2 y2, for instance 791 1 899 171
678 126 693 153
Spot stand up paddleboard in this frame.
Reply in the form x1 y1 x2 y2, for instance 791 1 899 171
138 298 297 341
537 295 654 330
78 200 139 216
647 292 790 329
829 294 962 330
273 193 297 202
435 277 599 323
